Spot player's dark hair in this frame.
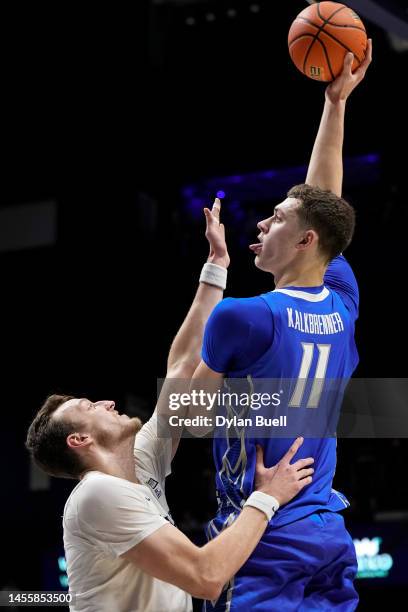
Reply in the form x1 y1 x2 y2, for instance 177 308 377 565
25 394 86 479
287 183 355 263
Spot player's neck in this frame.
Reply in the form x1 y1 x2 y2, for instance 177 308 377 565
274 264 326 289
86 435 139 484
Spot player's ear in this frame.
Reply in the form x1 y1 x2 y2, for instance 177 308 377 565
296 230 316 250
67 432 92 450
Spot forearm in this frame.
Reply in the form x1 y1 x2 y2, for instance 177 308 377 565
125 507 267 601
306 99 346 197
167 279 223 376
198 506 267 593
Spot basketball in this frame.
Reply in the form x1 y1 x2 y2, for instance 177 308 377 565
288 1 367 82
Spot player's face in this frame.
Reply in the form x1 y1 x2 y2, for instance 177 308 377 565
55 398 142 448
251 197 304 274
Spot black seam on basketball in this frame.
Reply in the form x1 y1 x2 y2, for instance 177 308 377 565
317 2 348 24
296 17 321 31
316 36 335 81
299 15 365 34
319 28 363 64
302 36 318 75
323 23 366 33
289 33 318 47
321 3 366 36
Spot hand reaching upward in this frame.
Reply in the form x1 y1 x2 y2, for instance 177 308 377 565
204 198 230 269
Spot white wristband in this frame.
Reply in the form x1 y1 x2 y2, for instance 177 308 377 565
199 262 227 290
243 491 280 522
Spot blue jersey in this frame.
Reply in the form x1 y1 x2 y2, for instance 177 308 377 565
202 256 359 528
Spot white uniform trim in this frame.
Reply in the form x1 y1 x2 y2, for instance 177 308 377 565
273 286 330 302
331 488 349 508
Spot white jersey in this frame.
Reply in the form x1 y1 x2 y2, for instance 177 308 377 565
133 411 172 515
63 413 192 612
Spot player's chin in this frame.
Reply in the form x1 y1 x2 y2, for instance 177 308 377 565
130 417 143 434
254 254 267 271
122 415 143 435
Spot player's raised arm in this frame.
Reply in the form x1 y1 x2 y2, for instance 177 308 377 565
154 199 230 452
166 198 230 380
306 40 372 196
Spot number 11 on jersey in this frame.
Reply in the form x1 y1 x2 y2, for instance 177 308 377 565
289 343 331 408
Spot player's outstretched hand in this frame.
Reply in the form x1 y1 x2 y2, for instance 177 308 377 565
254 437 314 506
204 198 230 269
326 38 372 104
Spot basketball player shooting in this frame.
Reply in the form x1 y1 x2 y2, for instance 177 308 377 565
191 40 372 611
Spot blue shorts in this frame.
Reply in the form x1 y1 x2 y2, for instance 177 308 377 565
204 511 358 611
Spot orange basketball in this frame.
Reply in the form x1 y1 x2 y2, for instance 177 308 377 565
288 1 367 82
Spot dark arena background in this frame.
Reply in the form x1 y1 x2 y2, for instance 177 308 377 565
1 1 408 610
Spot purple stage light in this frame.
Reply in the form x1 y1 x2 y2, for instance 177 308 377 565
182 153 380 220
262 170 276 179
361 153 380 164
182 186 194 198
